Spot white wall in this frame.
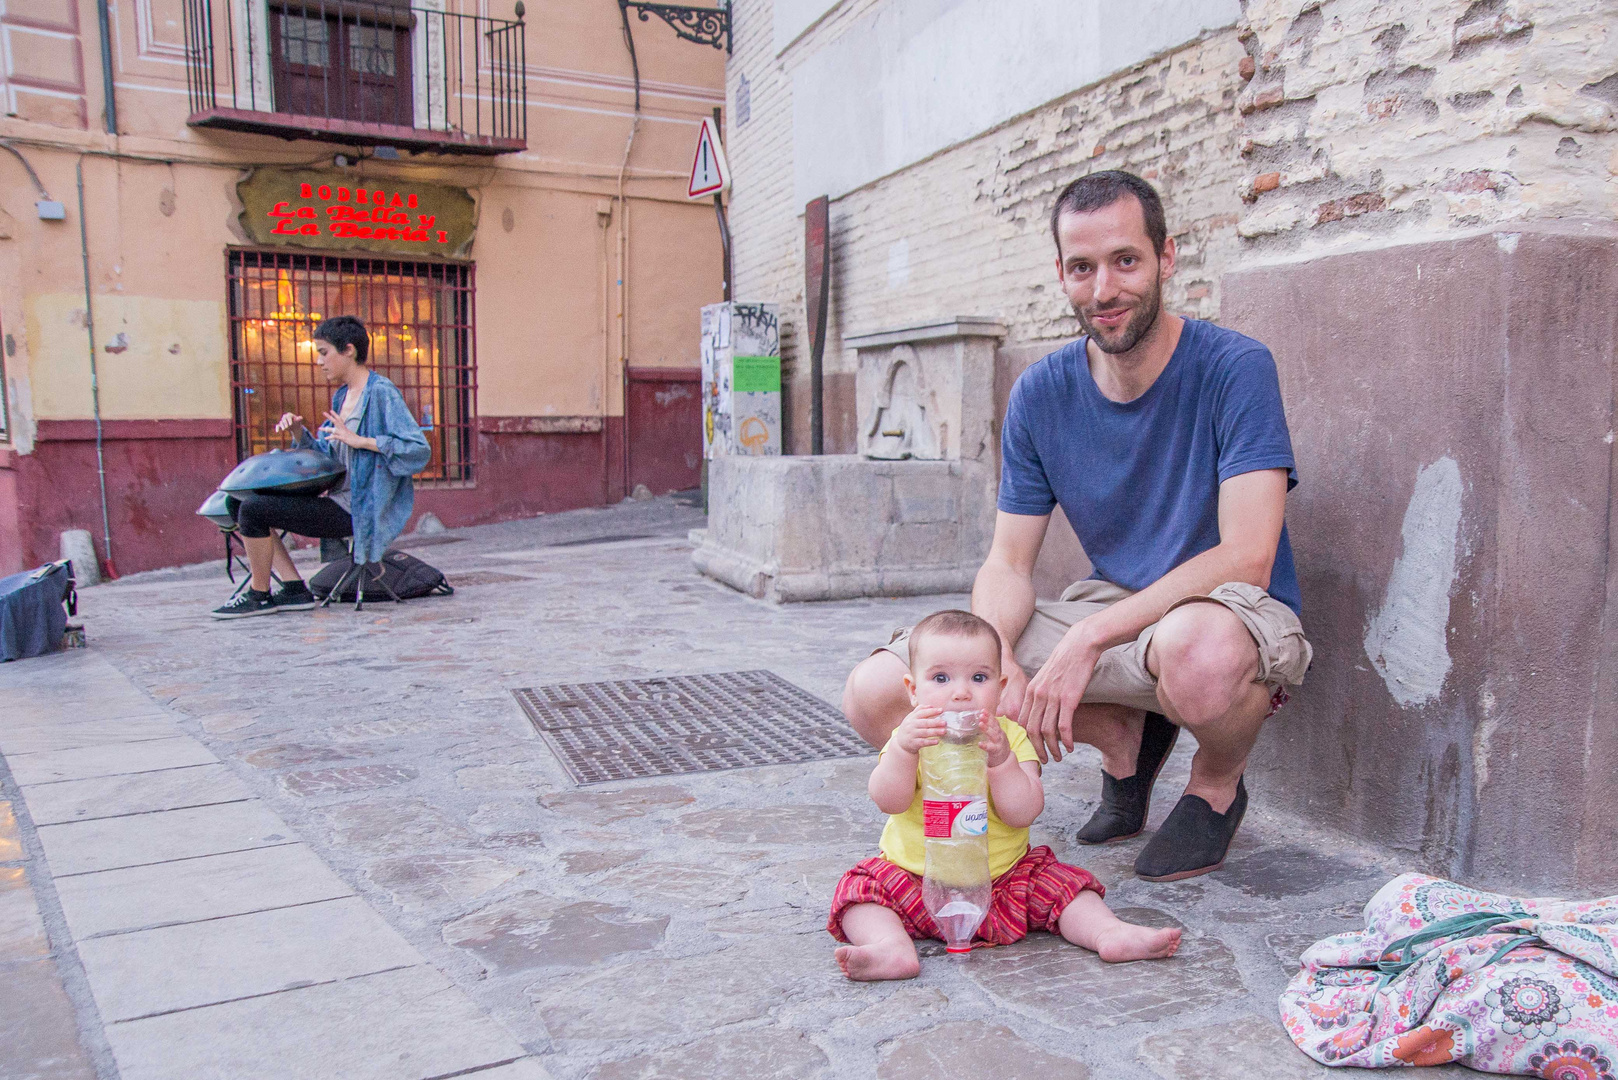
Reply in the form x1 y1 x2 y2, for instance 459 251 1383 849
789 0 1240 204
772 0 840 52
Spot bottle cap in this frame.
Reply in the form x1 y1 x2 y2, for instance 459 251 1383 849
946 944 972 954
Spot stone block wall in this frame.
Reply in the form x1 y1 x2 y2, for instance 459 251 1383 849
1235 0 1618 254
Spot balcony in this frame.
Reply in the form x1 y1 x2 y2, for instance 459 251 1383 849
182 0 526 155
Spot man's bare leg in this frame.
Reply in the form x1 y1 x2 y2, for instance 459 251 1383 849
1147 601 1270 814
842 651 912 748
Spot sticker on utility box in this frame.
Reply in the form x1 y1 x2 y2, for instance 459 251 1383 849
923 798 989 838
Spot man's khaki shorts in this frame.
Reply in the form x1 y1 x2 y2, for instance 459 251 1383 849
875 579 1313 715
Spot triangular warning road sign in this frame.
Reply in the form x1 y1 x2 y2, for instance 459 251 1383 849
688 117 730 201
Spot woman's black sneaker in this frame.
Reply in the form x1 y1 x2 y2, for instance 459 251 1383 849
1076 712 1180 844
271 582 317 611
210 589 279 619
1134 777 1248 882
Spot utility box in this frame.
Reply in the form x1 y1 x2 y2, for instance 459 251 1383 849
701 302 781 458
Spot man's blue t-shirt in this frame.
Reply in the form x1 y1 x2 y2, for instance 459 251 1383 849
998 318 1301 616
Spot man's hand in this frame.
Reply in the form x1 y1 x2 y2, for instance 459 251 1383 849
273 411 303 434
890 705 945 755
1016 622 1102 764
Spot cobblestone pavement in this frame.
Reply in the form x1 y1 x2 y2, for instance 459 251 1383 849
3 496 1474 1079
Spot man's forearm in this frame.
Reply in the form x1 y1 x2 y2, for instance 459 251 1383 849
1070 542 1268 657
972 558 1038 665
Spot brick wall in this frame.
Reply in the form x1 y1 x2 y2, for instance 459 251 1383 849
1236 0 1618 254
726 2 1247 452
727 0 1618 452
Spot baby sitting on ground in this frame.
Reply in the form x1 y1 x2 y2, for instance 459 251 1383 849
828 609 1182 980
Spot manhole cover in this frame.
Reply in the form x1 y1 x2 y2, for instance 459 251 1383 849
512 670 869 785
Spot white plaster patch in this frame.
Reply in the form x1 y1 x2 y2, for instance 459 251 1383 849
1495 232 1521 253
886 239 910 289
1364 456 1463 707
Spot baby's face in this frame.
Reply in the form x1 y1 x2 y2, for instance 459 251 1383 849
908 632 1005 717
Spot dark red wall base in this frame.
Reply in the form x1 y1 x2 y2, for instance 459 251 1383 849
1 371 704 578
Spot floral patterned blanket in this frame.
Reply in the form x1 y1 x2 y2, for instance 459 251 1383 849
1280 873 1618 1075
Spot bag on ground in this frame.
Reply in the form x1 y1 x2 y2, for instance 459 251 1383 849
1280 871 1618 1073
309 549 453 602
0 561 77 661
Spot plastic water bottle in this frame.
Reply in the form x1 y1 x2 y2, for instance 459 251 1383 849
920 710 992 954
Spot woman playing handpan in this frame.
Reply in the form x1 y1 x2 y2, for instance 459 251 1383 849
211 315 431 619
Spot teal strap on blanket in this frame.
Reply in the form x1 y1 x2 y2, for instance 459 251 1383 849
1374 912 1534 988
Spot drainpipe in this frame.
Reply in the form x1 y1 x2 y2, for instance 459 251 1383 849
95 0 117 134
76 158 117 578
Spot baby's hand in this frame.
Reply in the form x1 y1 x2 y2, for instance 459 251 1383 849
978 711 1012 768
892 705 945 754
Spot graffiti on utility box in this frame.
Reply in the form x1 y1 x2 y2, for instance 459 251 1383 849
701 302 781 459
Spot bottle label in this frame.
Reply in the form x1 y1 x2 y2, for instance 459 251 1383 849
923 797 989 838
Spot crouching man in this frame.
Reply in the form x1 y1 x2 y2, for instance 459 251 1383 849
843 170 1313 882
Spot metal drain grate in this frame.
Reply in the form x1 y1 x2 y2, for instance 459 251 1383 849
512 670 870 785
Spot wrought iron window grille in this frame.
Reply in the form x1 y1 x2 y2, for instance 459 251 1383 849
617 0 730 54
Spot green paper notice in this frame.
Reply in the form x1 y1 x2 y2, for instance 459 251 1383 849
733 355 781 393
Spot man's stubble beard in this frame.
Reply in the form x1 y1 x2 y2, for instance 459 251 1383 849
1074 275 1163 356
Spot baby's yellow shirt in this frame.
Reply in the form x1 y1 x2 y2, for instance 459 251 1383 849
877 716 1041 879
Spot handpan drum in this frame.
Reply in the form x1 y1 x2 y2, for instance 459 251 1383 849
195 489 238 529
217 448 345 497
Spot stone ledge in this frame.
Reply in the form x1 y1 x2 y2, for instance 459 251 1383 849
843 317 1008 350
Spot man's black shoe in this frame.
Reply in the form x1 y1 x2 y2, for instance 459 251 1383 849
1134 777 1248 882
211 588 279 620
1075 711 1180 845
271 581 318 611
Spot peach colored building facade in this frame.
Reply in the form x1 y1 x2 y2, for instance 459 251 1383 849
0 0 725 576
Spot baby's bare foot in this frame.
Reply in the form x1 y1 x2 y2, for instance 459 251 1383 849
1096 923 1182 963
835 942 921 981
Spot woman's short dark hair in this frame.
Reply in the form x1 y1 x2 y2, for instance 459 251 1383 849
1050 170 1168 257
312 315 370 364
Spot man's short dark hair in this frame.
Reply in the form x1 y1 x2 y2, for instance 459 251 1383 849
908 609 1003 672
313 315 370 364
1049 170 1168 257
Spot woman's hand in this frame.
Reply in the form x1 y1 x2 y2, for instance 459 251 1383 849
978 711 1012 769
323 410 366 449
890 705 946 755
273 412 303 433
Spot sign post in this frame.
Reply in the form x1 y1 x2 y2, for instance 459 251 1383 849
690 112 732 302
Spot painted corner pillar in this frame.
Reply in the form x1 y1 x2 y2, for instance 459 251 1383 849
1223 222 1618 894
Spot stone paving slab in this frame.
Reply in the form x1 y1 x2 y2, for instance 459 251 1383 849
36 799 294 876
0 800 20 861
0 715 183 756
104 965 534 1080
0 957 99 1080
3 637 553 1080
0 865 49 960
54 843 352 938
78 895 424 1021
9 737 219 786
24 763 252 825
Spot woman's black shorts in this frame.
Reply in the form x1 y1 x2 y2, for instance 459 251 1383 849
232 493 354 540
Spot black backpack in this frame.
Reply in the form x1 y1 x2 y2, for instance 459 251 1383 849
309 549 454 602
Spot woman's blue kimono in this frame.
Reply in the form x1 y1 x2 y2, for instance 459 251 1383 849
298 373 432 564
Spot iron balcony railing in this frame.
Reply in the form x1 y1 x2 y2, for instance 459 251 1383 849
183 0 526 154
